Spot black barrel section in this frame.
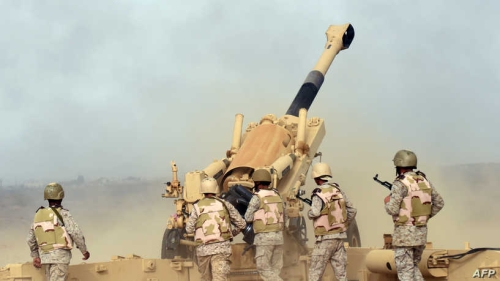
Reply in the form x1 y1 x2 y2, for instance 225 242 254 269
285 70 324 117
285 24 355 117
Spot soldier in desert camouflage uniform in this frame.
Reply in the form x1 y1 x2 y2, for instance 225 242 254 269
307 162 357 281
186 177 246 281
244 168 286 281
384 150 445 281
27 182 90 281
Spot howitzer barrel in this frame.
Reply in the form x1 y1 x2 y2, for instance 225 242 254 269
286 23 355 116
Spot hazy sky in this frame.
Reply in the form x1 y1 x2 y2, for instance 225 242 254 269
1 1 499 184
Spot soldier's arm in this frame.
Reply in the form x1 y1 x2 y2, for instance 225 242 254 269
385 181 406 216
26 227 39 259
342 191 357 224
62 211 88 255
307 196 323 219
429 181 445 218
185 208 198 234
224 202 247 230
244 196 259 223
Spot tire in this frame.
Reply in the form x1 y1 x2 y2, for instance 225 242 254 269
161 228 194 259
161 228 179 259
345 218 361 247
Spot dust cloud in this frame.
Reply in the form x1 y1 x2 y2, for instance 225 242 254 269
296 112 500 250
1 1 500 268
2 117 500 268
0 180 175 266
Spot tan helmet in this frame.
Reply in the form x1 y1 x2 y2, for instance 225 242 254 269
200 177 219 194
393 149 418 168
44 182 65 200
252 168 272 183
311 162 332 180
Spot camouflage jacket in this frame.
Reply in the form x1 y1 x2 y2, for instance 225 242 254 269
186 197 246 256
308 183 357 242
385 173 445 246
26 207 88 264
244 192 287 245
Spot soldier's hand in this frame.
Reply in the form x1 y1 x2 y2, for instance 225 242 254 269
231 228 241 237
82 251 90 260
384 195 391 204
33 257 42 268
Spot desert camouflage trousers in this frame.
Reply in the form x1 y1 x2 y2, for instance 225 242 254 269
394 245 425 281
255 244 283 281
309 239 347 281
44 263 69 281
197 252 231 281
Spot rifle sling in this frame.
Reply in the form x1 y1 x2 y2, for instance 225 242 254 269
50 207 65 227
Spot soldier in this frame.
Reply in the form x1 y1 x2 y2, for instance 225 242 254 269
185 177 246 281
308 162 357 281
26 182 90 281
384 150 445 281
244 168 286 281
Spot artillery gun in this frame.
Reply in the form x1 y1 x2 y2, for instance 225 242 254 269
160 23 360 263
3 23 500 281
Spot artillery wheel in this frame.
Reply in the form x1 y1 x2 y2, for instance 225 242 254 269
345 218 361 247
161 228 193 259
288 216 308 245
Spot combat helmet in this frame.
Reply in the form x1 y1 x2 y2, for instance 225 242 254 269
252 168 272 188
44 182 65 200
200 177 220 194
393 149 417 168
311 162 332 180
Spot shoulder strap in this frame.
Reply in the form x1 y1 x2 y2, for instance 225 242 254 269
328 183 343 193
416 170 428 180
50 207 65 227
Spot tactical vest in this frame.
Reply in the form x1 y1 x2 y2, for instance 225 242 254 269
313 183 348 236
393 172 432 227
253 189 284 233
193 198 232 244
33 207 73 253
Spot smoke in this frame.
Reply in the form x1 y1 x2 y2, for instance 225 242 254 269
0 180 174 266
1 0 500 268
298 112 500 249
1 1 500 182
2 163 500 268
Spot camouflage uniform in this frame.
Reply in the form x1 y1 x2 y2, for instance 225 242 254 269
385 171 445 281
27 207 88 281
244 191 286 281
186 198 246 281
307 183 357 281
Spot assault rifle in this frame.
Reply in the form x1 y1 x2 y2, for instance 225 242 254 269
296 189 312 206
373 174 393 191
